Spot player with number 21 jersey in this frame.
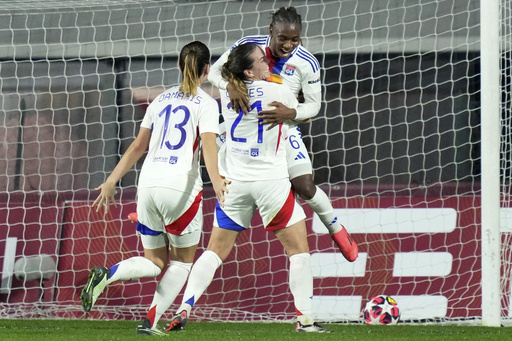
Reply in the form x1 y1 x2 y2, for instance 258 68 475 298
218 78 298 181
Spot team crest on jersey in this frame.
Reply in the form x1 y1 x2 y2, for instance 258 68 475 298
284 65 296 76
169 156 178 164
250 148 259 157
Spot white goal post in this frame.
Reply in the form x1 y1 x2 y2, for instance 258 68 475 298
0 0 510 325
480 0 501 327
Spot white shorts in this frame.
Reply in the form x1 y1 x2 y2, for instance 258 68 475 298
217 122 312 180
214 178 306 231
136 187 202 249
285 125 313 179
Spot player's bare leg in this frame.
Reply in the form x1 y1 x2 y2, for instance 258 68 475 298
291 174 358 262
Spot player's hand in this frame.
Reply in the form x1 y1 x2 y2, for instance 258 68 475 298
212 177 231 208
92 181 117 214
226 83 250 115
258 101 297 130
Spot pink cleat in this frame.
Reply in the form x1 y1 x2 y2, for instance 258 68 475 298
128 212 138 223
165 310 188 331
332 226 358 262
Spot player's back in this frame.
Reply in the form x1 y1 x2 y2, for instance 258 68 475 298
138 86 219 191
218 79 298 181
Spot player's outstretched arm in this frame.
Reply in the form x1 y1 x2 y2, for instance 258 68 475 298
201 132 230 207
93 127 151 213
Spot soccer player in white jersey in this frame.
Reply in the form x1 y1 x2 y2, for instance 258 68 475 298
79 41 229 336
207 7 358 262
166 43 331 333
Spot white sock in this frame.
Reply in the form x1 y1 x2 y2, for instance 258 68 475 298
147 261 192 328
305 186 342 235
106 256 161 284
289 253 313 325
177 250 222 314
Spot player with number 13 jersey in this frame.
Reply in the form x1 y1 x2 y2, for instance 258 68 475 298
138 87 219 194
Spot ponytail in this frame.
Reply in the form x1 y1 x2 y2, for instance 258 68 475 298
221 63 248 96
178 41 211 96
180 52 199 95
221 43 260 97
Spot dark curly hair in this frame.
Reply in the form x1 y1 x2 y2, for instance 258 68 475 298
270 6 302 30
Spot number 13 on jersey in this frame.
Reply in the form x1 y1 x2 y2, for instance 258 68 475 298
158 104 191 150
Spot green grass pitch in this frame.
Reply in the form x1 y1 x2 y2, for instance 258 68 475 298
1 319 512 340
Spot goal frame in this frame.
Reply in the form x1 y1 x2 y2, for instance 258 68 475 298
0 0 509 325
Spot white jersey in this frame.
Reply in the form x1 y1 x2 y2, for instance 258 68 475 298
219 79 298 181
208 35 321 121
138 86 220 192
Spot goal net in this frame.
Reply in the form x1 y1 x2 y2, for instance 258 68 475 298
0 0 508 325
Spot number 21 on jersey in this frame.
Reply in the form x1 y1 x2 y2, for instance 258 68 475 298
229 100 264 143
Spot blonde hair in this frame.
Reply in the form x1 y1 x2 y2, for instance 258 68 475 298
178 41 210 96
221 63 248 95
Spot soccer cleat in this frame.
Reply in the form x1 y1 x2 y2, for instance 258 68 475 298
80 266 110 312
128 212 138 223
164 310 188 331
295 321 332 333
136 318 169 336
332 226 359 262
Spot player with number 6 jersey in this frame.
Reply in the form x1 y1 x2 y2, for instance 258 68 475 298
209 35 320 123
208 6 358 263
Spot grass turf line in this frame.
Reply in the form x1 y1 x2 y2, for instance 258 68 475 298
1 319 512 340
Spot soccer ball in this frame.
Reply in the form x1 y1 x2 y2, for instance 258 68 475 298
363 295 400 325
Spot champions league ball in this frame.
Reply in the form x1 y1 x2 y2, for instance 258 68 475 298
363 295 400 325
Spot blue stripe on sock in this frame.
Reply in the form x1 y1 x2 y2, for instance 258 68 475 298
109 263 119 280
185 296 195 307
